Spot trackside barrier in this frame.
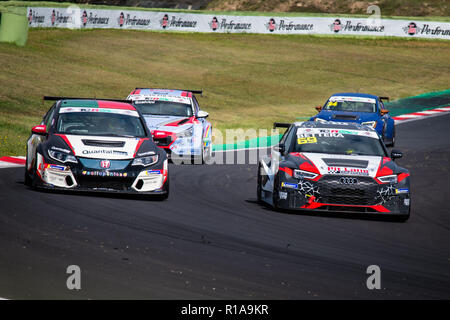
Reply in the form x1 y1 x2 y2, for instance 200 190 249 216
26 6 450 40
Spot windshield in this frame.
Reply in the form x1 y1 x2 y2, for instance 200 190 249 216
133 101 193 117
56 112 146 137
293 128 385 156
324 97 376 113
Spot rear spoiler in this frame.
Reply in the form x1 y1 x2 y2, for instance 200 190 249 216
133 88 203 96
43 96 132 103
273 122 291 129
379 96 390 102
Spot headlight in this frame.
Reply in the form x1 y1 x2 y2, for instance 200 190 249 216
132 155 159 167
314 118 327 123
48 149 77 163
362 121 377 129
294 169 319 180
377 174 397 184
176 127 193 138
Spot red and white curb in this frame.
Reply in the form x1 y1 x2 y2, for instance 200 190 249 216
0 156 26 168
393 106 450 124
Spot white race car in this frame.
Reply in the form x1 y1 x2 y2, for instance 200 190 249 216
127 88 212 164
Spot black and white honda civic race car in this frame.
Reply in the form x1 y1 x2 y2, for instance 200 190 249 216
257 121 410 220
25 97 169 199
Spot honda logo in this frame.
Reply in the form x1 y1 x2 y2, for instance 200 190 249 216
340 177 358 184
100 160 110 169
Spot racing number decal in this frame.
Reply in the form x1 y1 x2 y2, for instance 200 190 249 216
328 101 337 107
297 137 317 144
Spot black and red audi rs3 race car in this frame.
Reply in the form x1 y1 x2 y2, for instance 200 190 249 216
257 121 410 220
24 97 169 199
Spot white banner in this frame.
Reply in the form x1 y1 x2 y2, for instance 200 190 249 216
27 7 450 40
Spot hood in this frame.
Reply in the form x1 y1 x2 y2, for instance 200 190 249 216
317 110 378 122
301 152 382 178
143 115 193 133
64 135 145 160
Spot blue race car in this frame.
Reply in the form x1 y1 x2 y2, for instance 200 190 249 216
310 93 395 147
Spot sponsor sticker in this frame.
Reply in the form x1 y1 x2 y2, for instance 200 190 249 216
395 188 409 194
50 146 71 154
59 107 139 117
281 182 298 189
81 171 128 177
329 96 376 104
279 191 288 200
327 166 369 176
45 164 66 171
82 150 128 156
145 170 161 175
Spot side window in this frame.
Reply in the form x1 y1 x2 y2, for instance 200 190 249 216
192 96 200 115
280 125 296 151
43 105 56 131
379 101 384 114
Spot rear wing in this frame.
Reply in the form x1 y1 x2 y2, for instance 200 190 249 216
132 88 203 96
43 96 132 103
379 96 390 102
273 122 291 129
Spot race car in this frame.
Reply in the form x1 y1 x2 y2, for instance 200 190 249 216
126 88 212 164
310 93 396 147
257 121 410 220
24 97 169 199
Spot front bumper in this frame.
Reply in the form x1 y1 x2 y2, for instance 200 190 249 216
35 154 167 194
276 175 410 215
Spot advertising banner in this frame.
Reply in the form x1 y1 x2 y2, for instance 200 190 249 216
27 7 450 40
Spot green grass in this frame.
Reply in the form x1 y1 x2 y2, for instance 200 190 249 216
1 1 450 21
0 28 449 156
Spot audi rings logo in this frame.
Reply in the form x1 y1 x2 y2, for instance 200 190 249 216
340 177 358 184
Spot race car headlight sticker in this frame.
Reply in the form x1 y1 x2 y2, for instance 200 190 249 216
314 118 327 123
362 121 377 129
377 174 398 184
132 154 159 167
176 127 193 138
48 149 78 164
294 169 319 180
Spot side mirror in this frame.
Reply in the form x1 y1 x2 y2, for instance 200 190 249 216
273 144 285 154
31 125 47 135
391 149 403 160
380 109 389 115
197 110 209 118
315 106 322 112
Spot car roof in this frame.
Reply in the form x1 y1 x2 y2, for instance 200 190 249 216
129 88 193 98
58 99 137 111
329 92 379 100
295 121 376 132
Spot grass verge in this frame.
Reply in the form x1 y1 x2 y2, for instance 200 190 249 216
0 29 449 156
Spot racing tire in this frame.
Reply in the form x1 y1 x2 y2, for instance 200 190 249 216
24 158 32 187
272 174 281 211
257 163 262 202
202 140 212 165
390 127 396 148
30 153 40 189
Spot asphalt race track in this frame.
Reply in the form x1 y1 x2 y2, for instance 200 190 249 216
0 114 449 299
